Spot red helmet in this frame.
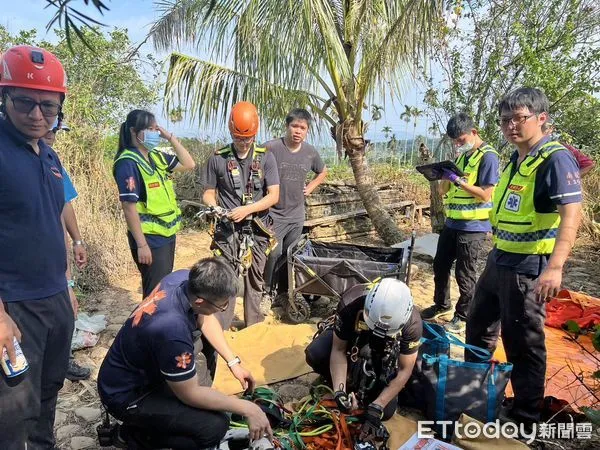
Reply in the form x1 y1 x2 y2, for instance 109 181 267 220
228 101 259 138
0 45 67 94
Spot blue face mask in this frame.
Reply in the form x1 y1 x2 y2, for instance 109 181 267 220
141 129 161 150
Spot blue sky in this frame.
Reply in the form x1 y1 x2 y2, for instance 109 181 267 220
2 0 434 145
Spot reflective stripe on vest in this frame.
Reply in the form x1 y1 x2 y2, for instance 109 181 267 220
443 144 498 220
490 141 565 255
215 144 266 205
114 149 182 237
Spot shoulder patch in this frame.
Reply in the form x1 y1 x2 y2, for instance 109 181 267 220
175 352 193 369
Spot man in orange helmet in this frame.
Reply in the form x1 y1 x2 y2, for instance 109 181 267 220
203 101 280 329
0 46 76 448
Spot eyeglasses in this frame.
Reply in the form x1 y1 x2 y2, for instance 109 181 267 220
202 297 230 312
7 94 61 117
496 114 535 127
233 137 254 145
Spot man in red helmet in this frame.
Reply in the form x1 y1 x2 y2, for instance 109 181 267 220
203 101 280 328
0 46 76 449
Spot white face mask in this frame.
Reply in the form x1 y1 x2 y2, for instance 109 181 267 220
456 141 474 153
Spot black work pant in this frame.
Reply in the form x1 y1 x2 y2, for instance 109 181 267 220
466 255 546 424
305 329 397 420
110 384 229 449
0 291 74 449
264 220 303 294
433 227 486 319
212 226 269 328
131 238 176 299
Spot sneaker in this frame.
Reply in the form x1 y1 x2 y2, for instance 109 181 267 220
260 294 273 315
66 359 91 381
444 315 466 333
420 304 453 320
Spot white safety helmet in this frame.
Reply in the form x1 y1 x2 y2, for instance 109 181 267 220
363 278 414 338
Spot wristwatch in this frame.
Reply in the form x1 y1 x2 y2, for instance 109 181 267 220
227 356 241 367
73 240 85 247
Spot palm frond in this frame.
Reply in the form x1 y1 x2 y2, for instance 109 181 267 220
164 52 332 132
355 0 443 110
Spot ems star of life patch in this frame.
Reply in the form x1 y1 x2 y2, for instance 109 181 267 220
505 192 521 212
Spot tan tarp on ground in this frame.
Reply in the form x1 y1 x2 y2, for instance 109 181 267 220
213 322 317 395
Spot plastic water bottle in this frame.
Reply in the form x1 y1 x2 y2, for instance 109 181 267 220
1 337 29 385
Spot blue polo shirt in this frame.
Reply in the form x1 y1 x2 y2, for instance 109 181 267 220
62 167 78 203
98 270 198 410
0 118 67 302
492 136 583 276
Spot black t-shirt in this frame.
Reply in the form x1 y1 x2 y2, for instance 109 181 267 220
204 144 279 215
333 284 422 355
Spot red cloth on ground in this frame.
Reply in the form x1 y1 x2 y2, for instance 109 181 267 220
545 289 600 329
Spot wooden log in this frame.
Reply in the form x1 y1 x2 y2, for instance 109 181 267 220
304 201 414 228
306 188 402 207
306 192 406 220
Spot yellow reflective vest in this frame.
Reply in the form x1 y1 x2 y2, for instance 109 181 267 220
114 149 182 237
443 144 498 221
491 141 566 255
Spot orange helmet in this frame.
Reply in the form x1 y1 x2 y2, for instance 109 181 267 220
228 101 259 138
0 45 67 94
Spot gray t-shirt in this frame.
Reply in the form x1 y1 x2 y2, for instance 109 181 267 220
204 144 280 217
264 138 325 223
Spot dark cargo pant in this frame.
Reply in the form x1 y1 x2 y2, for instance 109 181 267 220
305 329 397 420
433 226 486 319
465 254 546 424
264 220 303 294
131 239 176 299
212 220 270 328
0 290 74 450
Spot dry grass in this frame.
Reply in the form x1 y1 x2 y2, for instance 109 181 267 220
581 167 600 245
54 125 132 292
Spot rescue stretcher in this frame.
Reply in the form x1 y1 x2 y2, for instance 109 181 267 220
281 234 415 323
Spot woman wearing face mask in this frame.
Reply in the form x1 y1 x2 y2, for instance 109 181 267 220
113 109 195 298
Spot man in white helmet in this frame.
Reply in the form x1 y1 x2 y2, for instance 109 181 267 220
305 278 422 441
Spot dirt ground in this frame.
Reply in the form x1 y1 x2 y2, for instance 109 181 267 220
55 230 600 449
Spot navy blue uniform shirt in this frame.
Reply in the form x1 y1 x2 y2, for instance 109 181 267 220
113 147 179 249
0 118 67 302
98 270 198 409
493 136 583 276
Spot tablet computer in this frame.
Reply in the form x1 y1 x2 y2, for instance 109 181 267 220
415 160 465 181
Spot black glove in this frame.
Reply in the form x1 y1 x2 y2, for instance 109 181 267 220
360 403 384 441
334 390 352 413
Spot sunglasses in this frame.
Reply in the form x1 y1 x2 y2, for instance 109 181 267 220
7 94 61 117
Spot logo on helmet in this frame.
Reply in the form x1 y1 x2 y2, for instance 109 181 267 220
2 60 12 81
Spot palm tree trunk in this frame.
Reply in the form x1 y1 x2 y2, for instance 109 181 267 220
403 122 409 165
347 149 404 245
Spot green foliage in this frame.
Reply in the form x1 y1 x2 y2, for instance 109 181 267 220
422 0 600 150
0 26 160 131
593 327 600 352
581 407 600 425
566 319 582 334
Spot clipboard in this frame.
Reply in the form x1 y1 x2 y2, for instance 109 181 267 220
415 160 465 181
